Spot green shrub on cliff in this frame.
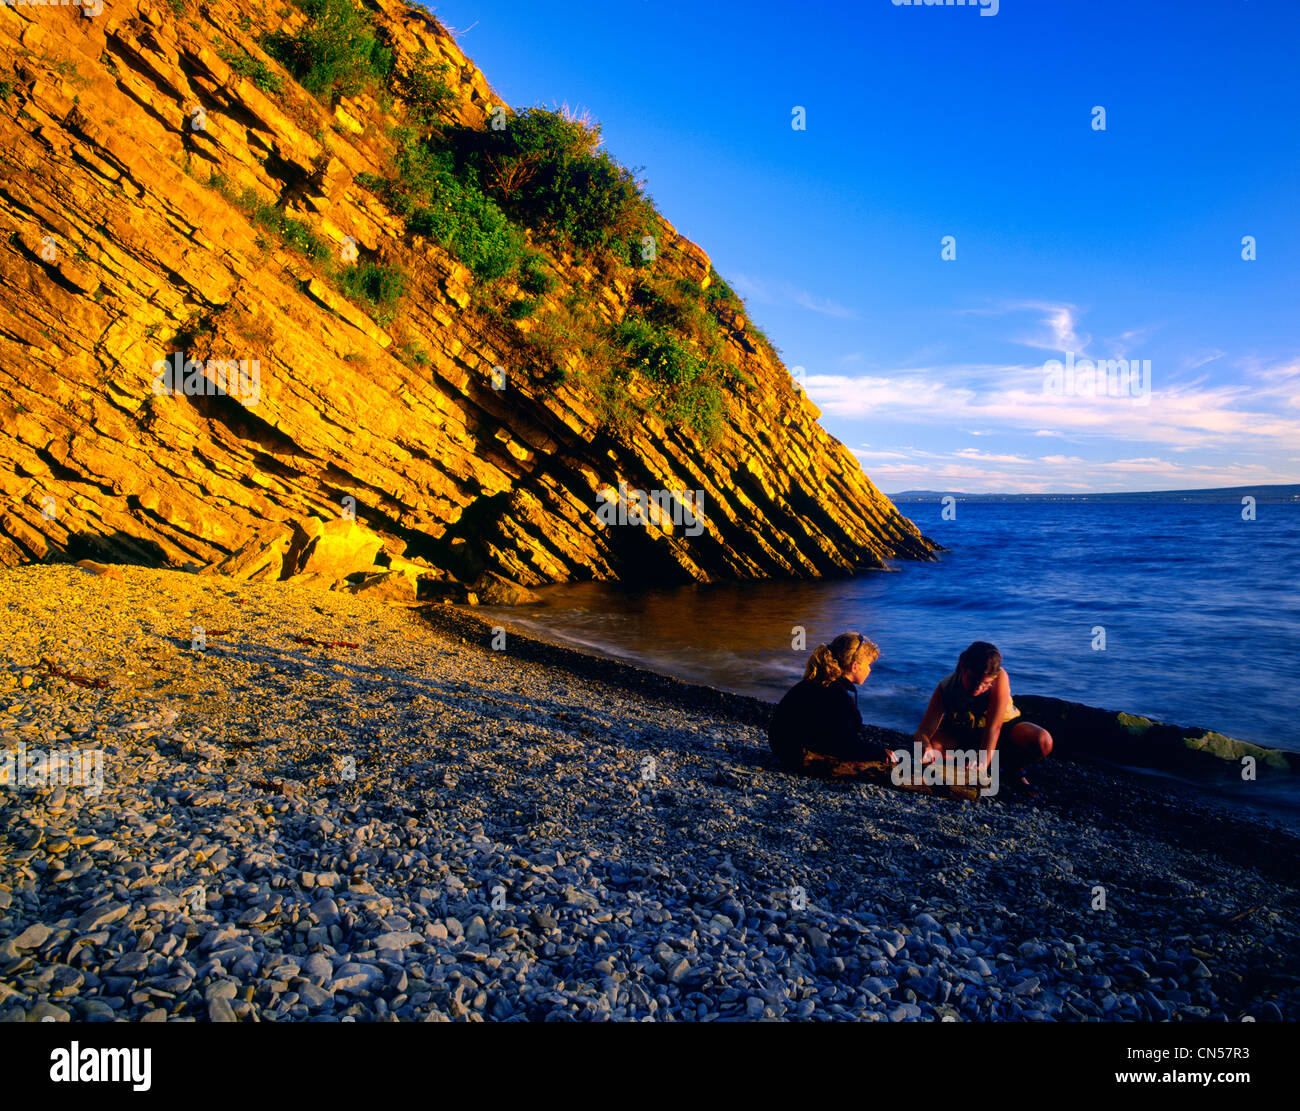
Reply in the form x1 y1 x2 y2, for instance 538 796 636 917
337 260 406 320
438 108 648 253
256 0 745 441
206 173 332 264
614 313 726 440
217 46 284 94
363 133 536 285
395 57 454 126
263 0 392 104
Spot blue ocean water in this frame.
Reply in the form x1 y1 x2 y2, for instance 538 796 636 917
477 499 1300 756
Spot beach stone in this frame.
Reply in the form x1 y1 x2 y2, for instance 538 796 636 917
207 996 237 1022
331 963 383 993
14 924 51 950
665 957 691 985
310 897 340 925
28 1002 71 1022
374 930 421 950
205 980 239 1002
802 926 830 953
114 951 149 974
77 903 128 933
298 983 332 1008
304 954 332 985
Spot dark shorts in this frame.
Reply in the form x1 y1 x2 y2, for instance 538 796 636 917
936 718 1023 753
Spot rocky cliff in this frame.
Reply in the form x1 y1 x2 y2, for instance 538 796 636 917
0 0 935 591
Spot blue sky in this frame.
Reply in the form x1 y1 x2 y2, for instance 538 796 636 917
426 0 1299 493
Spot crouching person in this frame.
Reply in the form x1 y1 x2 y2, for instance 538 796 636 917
913 640 1053 797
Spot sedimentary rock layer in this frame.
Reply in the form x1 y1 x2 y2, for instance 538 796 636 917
0 0 935 585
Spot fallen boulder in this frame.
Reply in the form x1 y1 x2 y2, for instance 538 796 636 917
347 570 417 602
283 517 385 581
1014 695 1300 776
200 527 293 581
470 572 542 606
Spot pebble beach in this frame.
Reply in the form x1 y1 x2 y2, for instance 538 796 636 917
1 565 1297 1023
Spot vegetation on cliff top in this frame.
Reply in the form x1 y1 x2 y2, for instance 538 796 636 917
251 0 771 441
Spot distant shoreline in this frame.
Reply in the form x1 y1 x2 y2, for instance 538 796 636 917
888 484 1300 502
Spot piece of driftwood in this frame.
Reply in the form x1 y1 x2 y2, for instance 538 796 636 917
799 752 980 802
35 657 110 690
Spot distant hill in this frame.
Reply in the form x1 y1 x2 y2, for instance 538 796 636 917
888 484 1300 503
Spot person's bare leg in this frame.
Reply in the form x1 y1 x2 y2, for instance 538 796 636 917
993 722 1055 779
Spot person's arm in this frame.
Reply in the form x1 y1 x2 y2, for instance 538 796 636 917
980 670 1012 765
914 685 945 753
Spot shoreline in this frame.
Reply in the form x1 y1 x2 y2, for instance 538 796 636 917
1 565 1297 1022
431 602 1300 799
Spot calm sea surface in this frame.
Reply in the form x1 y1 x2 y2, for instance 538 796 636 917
475 500 1300 814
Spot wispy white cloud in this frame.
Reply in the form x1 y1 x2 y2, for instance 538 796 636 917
729 272 858 319
960 300 1091 353
1183 348 1226 372
872 451 1292 495
805 356 1300 452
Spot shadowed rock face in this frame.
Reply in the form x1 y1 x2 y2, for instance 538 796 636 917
0 0 936 587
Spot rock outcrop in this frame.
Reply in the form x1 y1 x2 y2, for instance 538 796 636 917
1014 695 1300 777
0 0 935 588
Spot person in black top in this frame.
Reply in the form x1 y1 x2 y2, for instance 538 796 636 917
769 633 898 774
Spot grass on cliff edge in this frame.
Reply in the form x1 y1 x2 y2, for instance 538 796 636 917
251 0 772 440
204 172 405 322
